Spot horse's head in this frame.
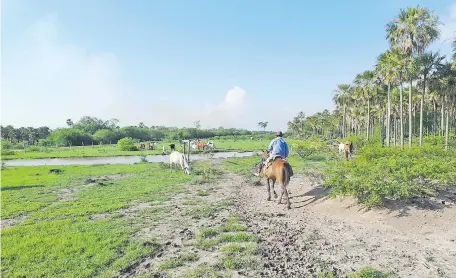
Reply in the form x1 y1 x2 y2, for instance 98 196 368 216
262 150 270 158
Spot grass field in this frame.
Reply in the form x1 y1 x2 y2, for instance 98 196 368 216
1 139 271 160
0 163 200 277
2 136 451 277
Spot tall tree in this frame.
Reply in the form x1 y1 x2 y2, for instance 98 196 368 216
66 119 74 127
386 6 440 147
257 122 268 132
355 70 375 141
416 52 445 145
333 84 351 138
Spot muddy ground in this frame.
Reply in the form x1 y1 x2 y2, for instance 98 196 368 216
121 166 456 278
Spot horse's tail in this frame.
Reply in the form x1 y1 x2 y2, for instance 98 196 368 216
282 162 290 187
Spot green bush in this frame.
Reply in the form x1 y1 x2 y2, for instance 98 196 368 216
117 137 138 151
324 144 456 207
422 136 444 146
1 140 13 150
342 135 368 150
26 146 41 152
1 149 16 156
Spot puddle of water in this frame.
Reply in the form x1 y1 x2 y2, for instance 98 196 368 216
3 152 258 167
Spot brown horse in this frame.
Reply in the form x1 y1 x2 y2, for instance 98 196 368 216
344 141 353 159
261 150 292 209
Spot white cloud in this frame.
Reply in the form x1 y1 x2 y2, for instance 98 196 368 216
1 15 297 131
201 87 248 128
0 15 253 129
440 3 456 43
1 15 129 128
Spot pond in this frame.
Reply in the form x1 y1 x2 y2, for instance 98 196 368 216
3 151 258 167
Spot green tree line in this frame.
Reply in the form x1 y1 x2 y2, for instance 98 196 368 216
1 116 265 147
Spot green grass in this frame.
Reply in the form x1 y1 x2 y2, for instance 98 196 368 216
1 163 197 278
348 266 393 278
179 264 228 278
159 252 199 270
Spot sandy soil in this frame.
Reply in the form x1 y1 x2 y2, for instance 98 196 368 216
235 173 456 278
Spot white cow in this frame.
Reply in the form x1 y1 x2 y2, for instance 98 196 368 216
338 143 345 153
169 150 191 174
207 141 215 149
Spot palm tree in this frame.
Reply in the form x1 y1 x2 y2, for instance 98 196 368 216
376 51 397 146
355 70 375 141
416 52 445 145
452 39 456 70
389 49 408 147
386 6 440 147
333 84 351 138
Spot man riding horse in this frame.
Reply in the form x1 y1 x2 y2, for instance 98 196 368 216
254 131 293 177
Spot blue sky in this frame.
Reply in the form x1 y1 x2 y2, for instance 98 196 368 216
2 0 455 130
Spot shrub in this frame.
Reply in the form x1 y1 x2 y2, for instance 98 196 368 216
1 149 15 156
26 146 41 152
0 140 13 150
324 144 456 207
117 137 138 151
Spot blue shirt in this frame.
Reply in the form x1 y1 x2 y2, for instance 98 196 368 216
268 137 289 158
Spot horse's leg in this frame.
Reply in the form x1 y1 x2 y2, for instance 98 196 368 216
267 179 271 201
272 180 278 199
283 184 291 209
278 185 283 204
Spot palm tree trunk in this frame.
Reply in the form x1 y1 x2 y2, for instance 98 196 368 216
419 75 426 146
445 92 449 151
400 82 404 148
386 83 391 147
367 98 370 141
441 102 445 136
433 101 437 136
394 118 398 147
408 80 413 148
343 105 347 138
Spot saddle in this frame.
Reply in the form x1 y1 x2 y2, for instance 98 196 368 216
263 155 293 177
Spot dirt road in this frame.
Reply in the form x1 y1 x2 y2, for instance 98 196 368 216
122 169 456 278
235 173 456 278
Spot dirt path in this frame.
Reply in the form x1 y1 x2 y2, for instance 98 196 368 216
235 173 456 278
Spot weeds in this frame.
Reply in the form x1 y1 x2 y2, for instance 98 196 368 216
348 266 392 278
159 252 199 270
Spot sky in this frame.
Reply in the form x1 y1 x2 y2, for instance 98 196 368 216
1 0 455 131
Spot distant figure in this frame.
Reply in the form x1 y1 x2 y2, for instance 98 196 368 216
338 143 345 153
344 141 353 159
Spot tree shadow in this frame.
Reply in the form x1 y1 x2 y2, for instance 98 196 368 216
384 188 456 217
290 184 331 209
1 185 45 191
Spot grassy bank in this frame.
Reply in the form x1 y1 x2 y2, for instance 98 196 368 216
1 139 271 160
